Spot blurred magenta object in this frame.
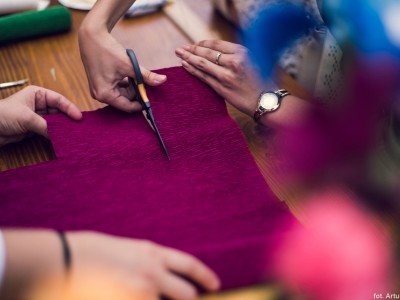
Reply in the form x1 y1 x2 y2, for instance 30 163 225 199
274 188 394 299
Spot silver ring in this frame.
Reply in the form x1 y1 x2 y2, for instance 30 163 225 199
215 52 222 65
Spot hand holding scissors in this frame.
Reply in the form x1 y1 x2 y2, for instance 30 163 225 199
126 49 170 160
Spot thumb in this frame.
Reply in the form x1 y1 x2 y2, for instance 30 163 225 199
25 111 48 138
140 66 167 86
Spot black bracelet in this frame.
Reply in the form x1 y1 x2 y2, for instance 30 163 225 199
57 230 71 272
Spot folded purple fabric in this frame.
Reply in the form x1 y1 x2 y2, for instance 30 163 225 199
0 67 294 289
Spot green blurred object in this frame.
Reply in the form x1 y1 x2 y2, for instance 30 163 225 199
0 5 71 45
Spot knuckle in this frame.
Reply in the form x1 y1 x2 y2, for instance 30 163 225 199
197 58 208 70
120 59 133 73
191 45 199 54
34 88 46 102
182 52 191 61
220 71 235 85
239 51 250 65
25 85 37 93
143 69 155 81
213 84 224 96
210 40 220 49
141 240 162 259
141 239 157 250
92 88 111 103
241 47 249 56
238 44 248 52
189 69 198 77
144 71 154 82
197 72 208 83
184 286 198 300
186 66 195 75
205 49 214 60
23 110 39 128
141 268 159 283
229 57 244 72
24 110 35 122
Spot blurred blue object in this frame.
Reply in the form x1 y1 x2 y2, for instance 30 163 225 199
245 2 317 80
321 0 400 56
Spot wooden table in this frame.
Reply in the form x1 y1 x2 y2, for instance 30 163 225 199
0 1 299 298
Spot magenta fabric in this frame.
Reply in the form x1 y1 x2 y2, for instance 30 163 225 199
0 67 294 289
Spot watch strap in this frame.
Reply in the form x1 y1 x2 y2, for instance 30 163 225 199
253 107 265 123
275 89 290 98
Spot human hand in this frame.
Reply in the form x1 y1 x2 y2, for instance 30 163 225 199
0 86 82 147
78 25 167 112
175 40 268 116
68 232 220 300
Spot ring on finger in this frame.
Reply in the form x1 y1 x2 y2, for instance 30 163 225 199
215 52 222 65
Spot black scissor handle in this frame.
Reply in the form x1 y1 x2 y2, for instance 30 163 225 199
126 49 144 85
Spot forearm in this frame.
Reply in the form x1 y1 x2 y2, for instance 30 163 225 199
0 230 64 299
81 0 136 33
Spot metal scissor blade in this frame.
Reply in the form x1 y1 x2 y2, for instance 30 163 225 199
0 78 28 89
126 48 170 160
144 109 170 160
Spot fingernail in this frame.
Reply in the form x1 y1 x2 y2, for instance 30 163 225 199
182 44 191 50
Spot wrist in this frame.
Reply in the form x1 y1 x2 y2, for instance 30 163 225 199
1 230 64 298
258 94 312 128
82 0 136 33
79 15 108 38
254 90 290 125
66 231 99 272
57 231 71 274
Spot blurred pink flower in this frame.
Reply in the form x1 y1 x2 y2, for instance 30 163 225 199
274 188 394 300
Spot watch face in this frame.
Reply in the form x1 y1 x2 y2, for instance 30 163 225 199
260 93 279 111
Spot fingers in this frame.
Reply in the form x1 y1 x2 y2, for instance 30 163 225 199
5 86 81 139
176 42 245 84
23 110 48 138
99 61 166 111
121 51 166 86
158 273 198 300
140 66 167 86
197 40 242 54
162 247 220 292
176 47 222 80
181 60 223 96
176 41 264 117
180 44 225 66
87 80 142 113
32 87 83 121
176 40 247 71
117 81 135 101
108 94 143 112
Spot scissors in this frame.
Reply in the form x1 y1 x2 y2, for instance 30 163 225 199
0 78 28 89
126 49 170 160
